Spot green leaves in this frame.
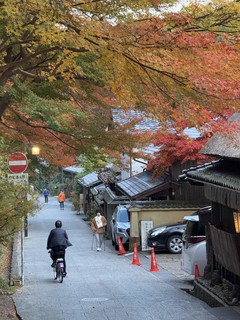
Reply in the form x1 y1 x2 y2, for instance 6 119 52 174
0 0 240 175
0 179 40 243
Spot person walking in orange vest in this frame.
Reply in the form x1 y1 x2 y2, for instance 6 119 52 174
58 191 66 210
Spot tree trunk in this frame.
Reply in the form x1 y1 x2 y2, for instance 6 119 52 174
0 93 11 118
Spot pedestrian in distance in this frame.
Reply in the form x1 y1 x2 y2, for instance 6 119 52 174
43 188 49 203
47 220 72 276
91 210 107 252
58 190 66 209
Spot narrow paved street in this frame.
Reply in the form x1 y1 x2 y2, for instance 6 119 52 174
13 196 240 320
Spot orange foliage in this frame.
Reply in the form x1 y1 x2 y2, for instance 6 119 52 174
1 1 240 171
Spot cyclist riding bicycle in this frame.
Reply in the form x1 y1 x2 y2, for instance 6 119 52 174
47 220 72 277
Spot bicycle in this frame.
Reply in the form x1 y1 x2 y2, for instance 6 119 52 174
53 258 65 283
49 249 66 283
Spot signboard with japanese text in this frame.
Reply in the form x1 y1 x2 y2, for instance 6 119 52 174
140 220 153 251
8 173 29 185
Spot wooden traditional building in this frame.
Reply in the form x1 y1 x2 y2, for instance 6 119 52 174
182 112 240 303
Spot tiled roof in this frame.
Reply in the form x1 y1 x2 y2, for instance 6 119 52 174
100 187 208 208
98 171 121 184
185 160 240 191
90 183 105 196
129 200 210 209
183 127 201 139
78 172 101 187
112 108 200 138
111 109 159 132
63 166 85 174
116 170 170 199
102 187 129 204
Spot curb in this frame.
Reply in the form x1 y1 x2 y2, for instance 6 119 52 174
10 231 23 286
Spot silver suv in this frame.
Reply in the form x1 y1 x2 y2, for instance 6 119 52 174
110 205 130 250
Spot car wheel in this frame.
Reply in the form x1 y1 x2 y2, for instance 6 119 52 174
113 234 119 250
111 231 116 246
167 235 183 254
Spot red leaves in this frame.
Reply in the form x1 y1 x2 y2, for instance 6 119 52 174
147 109 240 175
148 132 208 173
176 32 216 48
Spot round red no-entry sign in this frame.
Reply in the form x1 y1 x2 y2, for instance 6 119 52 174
8 152 28 174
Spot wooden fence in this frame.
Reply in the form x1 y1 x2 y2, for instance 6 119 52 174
210 224 240 279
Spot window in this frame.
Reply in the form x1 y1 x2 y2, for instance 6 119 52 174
185 220 205 238
118 209 130 222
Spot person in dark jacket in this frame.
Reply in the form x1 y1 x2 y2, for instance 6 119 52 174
47 220 72 276
43 188 49 203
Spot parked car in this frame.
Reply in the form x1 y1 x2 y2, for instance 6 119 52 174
110 205 130 250
147 221 186 254
181 206 211 276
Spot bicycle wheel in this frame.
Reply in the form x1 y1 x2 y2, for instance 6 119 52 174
59 268 64 283
53 267 57 280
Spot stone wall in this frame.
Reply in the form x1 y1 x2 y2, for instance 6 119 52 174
129 206 200 251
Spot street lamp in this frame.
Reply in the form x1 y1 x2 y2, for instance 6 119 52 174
24 144 40 237
31 145 40 155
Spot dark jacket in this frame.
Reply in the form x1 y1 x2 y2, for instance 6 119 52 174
47 228 71 250
43 189 49 196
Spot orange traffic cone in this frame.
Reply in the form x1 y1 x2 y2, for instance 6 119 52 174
149 248 159 272
131 243 141 266
117 236 126 255
194 264 200 279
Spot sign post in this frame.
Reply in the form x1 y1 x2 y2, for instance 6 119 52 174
8 152 29 237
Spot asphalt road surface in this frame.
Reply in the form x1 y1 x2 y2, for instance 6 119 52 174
13 196 240 320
